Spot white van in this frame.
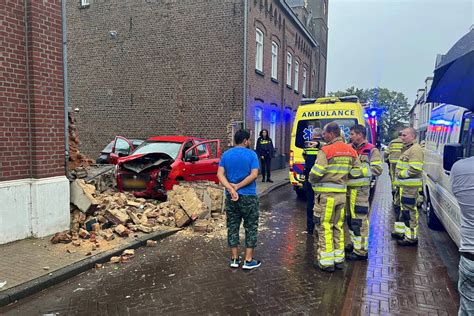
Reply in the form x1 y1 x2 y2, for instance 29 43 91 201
423 103 474 247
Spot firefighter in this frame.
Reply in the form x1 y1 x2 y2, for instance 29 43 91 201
345 124 383 260
309 122 361 272
391 127 424 246
384 132 404 195
302 128 324 234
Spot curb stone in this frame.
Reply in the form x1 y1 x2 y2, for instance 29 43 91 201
0 228 180 307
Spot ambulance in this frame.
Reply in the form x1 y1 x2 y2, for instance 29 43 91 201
289 96 369 198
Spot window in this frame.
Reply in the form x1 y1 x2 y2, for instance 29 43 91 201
254 107 263 145
271 42 278 80
294 61 299 92
270 111 277 143
295 118 358 148
302 68 307 96
255 29 264 72
286 53 292 86
80 0 90 7
114 138 131 156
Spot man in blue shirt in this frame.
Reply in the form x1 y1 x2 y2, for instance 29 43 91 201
217 129 261 270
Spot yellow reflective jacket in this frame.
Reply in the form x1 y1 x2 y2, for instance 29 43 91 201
348 141 383 187
309 137 361 193
384 137 403 164
395 142 424 187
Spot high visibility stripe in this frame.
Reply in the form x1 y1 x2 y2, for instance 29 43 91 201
394 221 406 234
323 197 335 253
312 183 347 193
396 162 409 168
350 189 357 219
320 251 335 267
389 159 400 163
311 169 324 177
314 187 347 193
371 160 383 166
335 204 345 264
400 170 409 178
347 178 371 187
397 178 422 186
350 168 362 177
312 164 326 174
361 164 372 177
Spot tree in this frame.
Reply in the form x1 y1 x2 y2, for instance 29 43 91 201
329 87 410 143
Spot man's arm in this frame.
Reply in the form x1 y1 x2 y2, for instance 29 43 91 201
233 169 259 190
217 166 238 201
370 148 383 176
309 151 328 183
400 149 424 179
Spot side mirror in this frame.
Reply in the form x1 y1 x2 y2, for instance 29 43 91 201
443 143 463 171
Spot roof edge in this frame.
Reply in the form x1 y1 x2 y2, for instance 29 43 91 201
279 0 319 47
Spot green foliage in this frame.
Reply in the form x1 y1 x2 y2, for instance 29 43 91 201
328 87 410 143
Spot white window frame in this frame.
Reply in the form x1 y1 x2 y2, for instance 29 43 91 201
80 0 90 7
294 61 299 92
286 53 292 86
270 111 277 144
255 29 264 72
254 107 263 145
271 42 278 80
302 68 307 96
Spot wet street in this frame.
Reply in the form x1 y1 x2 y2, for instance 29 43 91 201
1 171 460 315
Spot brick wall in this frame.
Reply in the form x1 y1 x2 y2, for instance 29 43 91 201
67 0 245 158
0 0 65 181
246 0 317 158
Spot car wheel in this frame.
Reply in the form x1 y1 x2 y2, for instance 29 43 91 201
424 193 444 231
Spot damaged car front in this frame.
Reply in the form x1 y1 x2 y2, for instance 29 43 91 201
116 141 182 200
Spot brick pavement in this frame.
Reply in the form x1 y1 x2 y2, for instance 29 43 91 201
342 168 460 315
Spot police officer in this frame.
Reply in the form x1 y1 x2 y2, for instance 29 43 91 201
309 122 361 272
391 127 424 246
384 131 404 196
346 124 383 260
303 128 324 234
256 129 275 183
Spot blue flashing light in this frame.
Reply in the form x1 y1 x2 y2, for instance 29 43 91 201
429 119 453 126
370 111 377 117
363 113 369 119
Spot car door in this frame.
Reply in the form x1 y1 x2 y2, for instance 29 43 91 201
109 136 134 164
183 140 221 182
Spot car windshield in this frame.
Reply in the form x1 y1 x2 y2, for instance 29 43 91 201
132 141 182 159
296 118 358 149
102 141 114 154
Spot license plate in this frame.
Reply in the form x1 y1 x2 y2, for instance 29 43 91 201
123 179 146 189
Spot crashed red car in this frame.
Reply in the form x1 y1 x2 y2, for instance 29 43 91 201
116 136 221 199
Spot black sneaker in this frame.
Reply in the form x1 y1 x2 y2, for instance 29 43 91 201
397 239 418 247
391 232 404 240
261 178 266 182
335 262 344 270
347 252 368 261
344 244 354 254
266 179 274 183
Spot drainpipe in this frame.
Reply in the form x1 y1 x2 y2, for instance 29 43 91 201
242 0 248 129
61 0 69 174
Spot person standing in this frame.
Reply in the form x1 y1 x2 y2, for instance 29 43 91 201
391 128 424 246
346 125 383 260
451 157 474 315
303 128 324 234
384 132 404 197
217 129 261 270
256 129 275 183
309 122 361 272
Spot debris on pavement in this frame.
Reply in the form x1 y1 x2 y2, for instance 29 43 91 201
0 281 7 289
146 240 158 247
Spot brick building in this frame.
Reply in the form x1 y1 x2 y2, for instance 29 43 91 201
67 0 328 168
0 1 69 244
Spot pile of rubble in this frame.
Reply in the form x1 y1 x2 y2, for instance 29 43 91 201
51 180 226 247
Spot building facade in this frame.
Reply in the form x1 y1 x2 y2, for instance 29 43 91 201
409 77 435 142
67 0 327 168
0 1 69 244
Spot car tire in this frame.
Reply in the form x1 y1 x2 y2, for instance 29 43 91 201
424 192 444 231
295 187 307 200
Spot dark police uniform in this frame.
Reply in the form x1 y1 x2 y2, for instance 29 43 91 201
303 142 322 233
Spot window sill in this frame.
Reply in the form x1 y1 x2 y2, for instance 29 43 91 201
79 4 90 9
294 90 299 95
255 69 265 77
302 94 307 98
271 78 279 84
286 84 292 89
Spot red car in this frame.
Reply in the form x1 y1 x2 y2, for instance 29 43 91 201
116 136 221 199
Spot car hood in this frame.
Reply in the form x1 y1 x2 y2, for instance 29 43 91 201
119 153 174 173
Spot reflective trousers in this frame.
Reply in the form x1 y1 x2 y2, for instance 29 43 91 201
313 192 346 267
346 187 370 256
393 186 420 242
389 162 397 193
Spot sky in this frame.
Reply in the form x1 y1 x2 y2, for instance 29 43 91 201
326 0 474 102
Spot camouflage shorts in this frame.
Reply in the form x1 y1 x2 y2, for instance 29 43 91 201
225 195 260 248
